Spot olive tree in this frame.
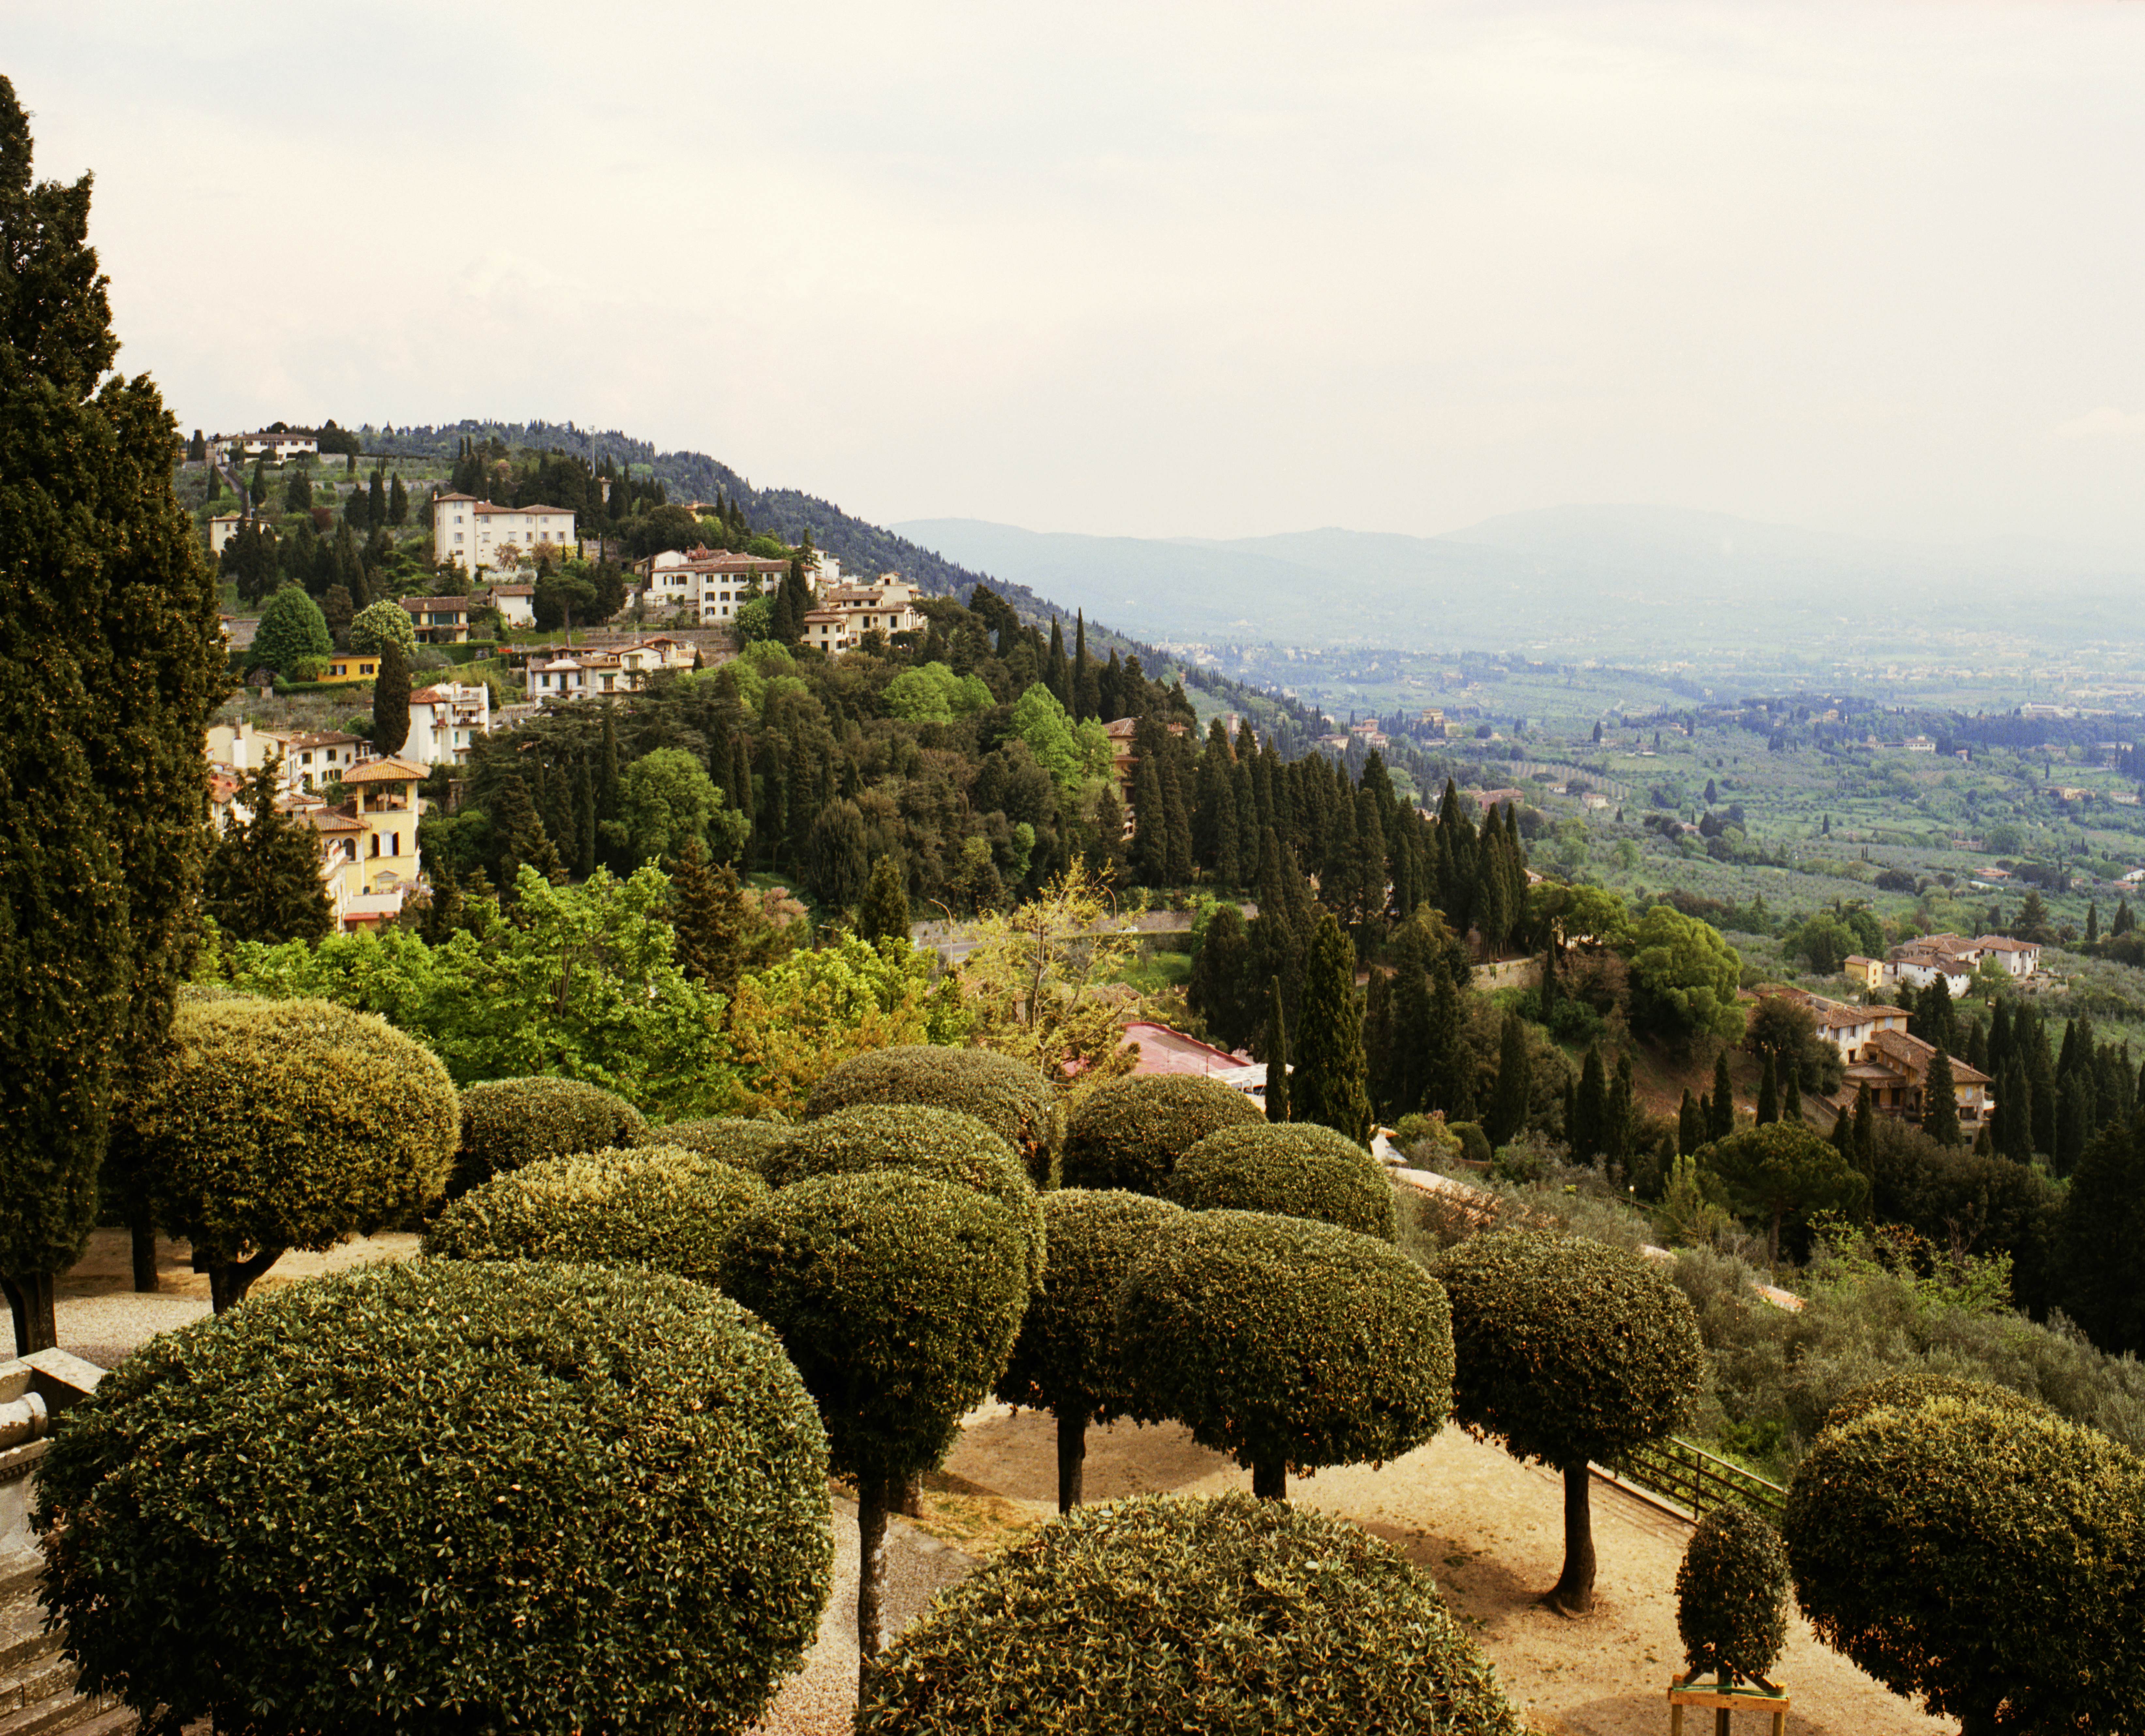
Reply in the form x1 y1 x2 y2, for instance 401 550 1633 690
33 1260 833 1735
1163 1121 1398 1240
856 1493 1524 1735
1675 1506 1788 1688
129 997 459 1309
993 1189 1186 1510
1060 1074 1265 1195
721 1171 1031 1680
807 1044 1060 1185
451 1075 648 1196
1784 1387 2145 1736
1436 1228 1704 1613
1117 1210 1452 1499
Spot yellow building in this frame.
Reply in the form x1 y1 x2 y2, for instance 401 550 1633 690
308 757 427 929
324 652 386 684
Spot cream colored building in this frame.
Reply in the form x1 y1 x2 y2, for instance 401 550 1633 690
802 576 925 653
308 758 427 930
432 491 576 576
636 546 790 625
406 683 492 766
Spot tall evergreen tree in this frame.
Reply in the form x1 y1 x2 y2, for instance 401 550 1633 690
1679 1090 1704 1157
1073 611 1099 721
1484 1013 1532 1148
1852 1083 1876 1174
2 79 224 1351
371 639 411 756
669 840 751 994
388 472 408 525
1292 912 1372 1146
1045 617 1071 708
1710 1051 1735 1140
367 467 387 528
1264 975 1290 1124
1921 1046 1962 1148
1572 1045 1607 1161
1755 1052 1779 1126
201 762 336 947
572 755 597 879
1779 1055 1802 1123
1606 1052 1636 1169
855 853 911 947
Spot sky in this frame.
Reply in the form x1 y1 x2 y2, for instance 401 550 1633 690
9 2 2145 548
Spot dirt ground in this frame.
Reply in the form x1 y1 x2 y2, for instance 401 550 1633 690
54 1234 1940 1736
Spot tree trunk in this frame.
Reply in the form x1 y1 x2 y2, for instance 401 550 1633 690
1252 1457 1286 1500
894 1470 925 1518
1547 1462 1596 1614
856 1476 890 1691
131 1222 160 1294
3 1273 57 1358
1057 1408 1088 1512
208 1248 284 1313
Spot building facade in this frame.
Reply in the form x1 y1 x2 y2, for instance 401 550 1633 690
635 547 791 625
431 492 576 575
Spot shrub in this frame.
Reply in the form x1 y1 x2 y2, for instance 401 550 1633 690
1118 1210 1452 1498
769 1104 1045 1288
1450 1121 1493 1166
348 596 419 657
806 1044 1059 1184
129 996 459 1309
1060 1074 1264 1195
856 1492 1523 1735
452 1076 648 1196
1784 1393 2145 1734
1675 1505 1789 1686
287 654 329 683
1164 1122 1398 1241
657 1116 791 1178
721 1170 1031 1659
993 1189 1186 1508
1820 1371 2051 1435
424 1145 765 1286
33 1260 832 1735
1436 1228 1704 1612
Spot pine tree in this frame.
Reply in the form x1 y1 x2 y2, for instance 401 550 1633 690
1830 1103 1852 1155
1756 1052 1779 1126
1073 611 1099 721
1921 1046 1962 1147
367 467 387 528
371 639 411 756
1780 1055 1802 1123
202 762 335 946
1484 1013 1532 1148
1711 1051 1735 1139
1293 913 1372 1146
1265 975 1290 1124
1045 617 1071 708
2115 897 2136 938
1131 754 1169 886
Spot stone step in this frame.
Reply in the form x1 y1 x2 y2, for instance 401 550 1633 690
0 1689 129 1736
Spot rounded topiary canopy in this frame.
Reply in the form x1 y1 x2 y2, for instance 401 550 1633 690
423 1145 765 1286
1820 1371 2050 1436
1116 1210 1453 1479
768 1103 1046 1289
806 1044 1060 1185
1784 1393 2145 1734
721 1170 1032 1487
856 1492 1524 1735
655 1116 791 1178
33 1260 832 1736
1436 1227 1703 1468
1060 1074 1266 1196
1164 1122 1398 1241
1675 1505 1789 1684
452 1076 647 1196
994 1189 1186 1424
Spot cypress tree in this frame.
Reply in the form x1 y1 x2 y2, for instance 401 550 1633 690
1710 1051 1735 1139
1921 1046 1961 1148
1573 1045 1608 1161
669 840 750 994
1384 935 1437 1119
371 639 411 756
1426 964 1468 1118
1852 1083 1876 1174
1830 1103 1853 1156
2115 897 2136 938
1756 1053 1779 1126
2 80 225 1351
2026 1011 2058 1155
1045 617 1070 708
1131 754 1169 886
1484 1013 1532 1148
1606 1053 1635 1169
1161 745 1195 887
856 853 911 947
1780 1055 1802 1123
1229 752 1258 887
2056 1073 2091 1177
367 467 386 528
1679 1091 1704 1157
2087 900 2101 946
1191 718 1237 879
388 472 408 525
1264 974 1291 1124
572 755 597 879
598 709 621 823
1997 1058 2033 1164
201 762 336 947
1292 912 1371 1146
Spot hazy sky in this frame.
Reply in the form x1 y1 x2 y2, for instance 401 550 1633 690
10 2 2145 546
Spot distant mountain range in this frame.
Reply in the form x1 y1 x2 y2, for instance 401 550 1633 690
891 507 2143 655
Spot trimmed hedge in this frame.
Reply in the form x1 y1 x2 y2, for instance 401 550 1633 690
423 1145 766 1286
656 1116 792 1178
1784 1393 2145 1733
1060 1075 1265 1196
994 1190 1186 1425
1821 1371 2051 1435
1164 1122 1398 1241
806 1045 1060 1185
1117 1210 1452 1482
769 1104 1046 1289
1675 1505 1789 1685
721 1170 1032 1487
452 1076 647 1196
856 1492 1524 1735
33 1260 832 1735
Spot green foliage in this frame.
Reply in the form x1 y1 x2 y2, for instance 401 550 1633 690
1437 1228 1704 1469
882 660 991 723
720 1170 1031 1486
425 1144 765 1286
1060 1074 1266 1195
856 1493 1523 1736
1118 1209 1453 1480
1450 1121 1493 1166
1627 905 1747 1044
1164 1121 1399 1241
1820 1370 2050 1435
347 597 417 656
655 1116 791 1177
1784 1392 2145 1734
1010 681 1113 793
767 1102 1046 1287
1700 1121 1870 1261
993 1189 1185 1425
854 854 912 946
371 636 410 756
252 582 334 674
1675 1506 1789 1684
450 1074 649 1196
1293 910 1374 1145
805 1044 1059 1185
33 1260 832 1735
619 745 742 865
201 759 336 946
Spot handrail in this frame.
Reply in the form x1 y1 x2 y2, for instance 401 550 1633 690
1603 1435 1787 1524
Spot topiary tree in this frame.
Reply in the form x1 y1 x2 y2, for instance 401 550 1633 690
1117 1210 1452 1499
1819 1371 2050 1436
34 1260 832 1735
656 1115 791 1177
856 1492 1524 1735
128 997 459 1310
1163 1121 1398 1241
451 1075 648 1197
1060 1074 1265 1195
424 1145 765 1286
993 1189 1186 1510
1436 1228 1704 1613
347 596 418 657
769 1103 1046 1288
1784 1391 2145 1736
721 1171 1031 1678
1675 1505 1789 1689
806 1044 1059 1185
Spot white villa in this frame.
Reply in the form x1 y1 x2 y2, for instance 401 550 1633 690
802 575 925 653
432 492 576 576
525 638 696 702
406 683 492 767
634 546 791 625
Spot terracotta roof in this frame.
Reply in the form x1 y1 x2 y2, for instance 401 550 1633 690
1972 935 2037 952
342 757 427 783
473 501 571 517
282 731 364 749
487 584 535 596
1867 1027 1992 1085
399 596 471 611
303 810 366 835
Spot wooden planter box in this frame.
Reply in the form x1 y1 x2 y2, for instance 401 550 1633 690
1666 1670 1789 1735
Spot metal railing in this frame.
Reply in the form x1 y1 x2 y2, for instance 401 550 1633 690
1602 1436 1787 1524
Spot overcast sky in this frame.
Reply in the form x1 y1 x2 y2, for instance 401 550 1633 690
10 2 2145 548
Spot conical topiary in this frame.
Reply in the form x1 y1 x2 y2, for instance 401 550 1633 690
1674 1504 1789 1687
